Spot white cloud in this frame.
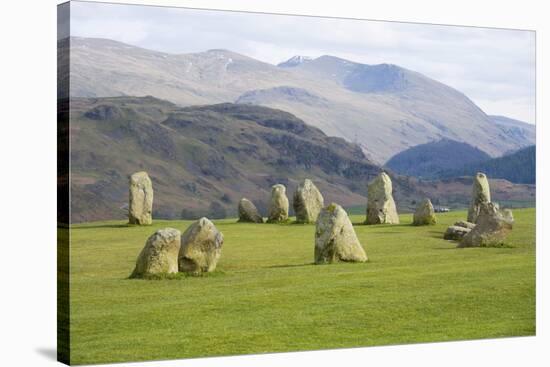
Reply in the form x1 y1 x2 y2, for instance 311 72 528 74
70 1 536 124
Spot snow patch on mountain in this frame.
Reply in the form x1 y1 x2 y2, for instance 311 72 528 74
277 55 313 68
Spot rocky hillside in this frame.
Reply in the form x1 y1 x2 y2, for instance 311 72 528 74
68 96 535 222
69 96 399 222
385 139 492 179
65 37 535 163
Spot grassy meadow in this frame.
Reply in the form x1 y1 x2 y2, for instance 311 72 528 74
68 209 536 365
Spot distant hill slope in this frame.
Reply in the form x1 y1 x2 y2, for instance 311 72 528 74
385 139 492 179
440 145 536 184
63 37 535 163
69 96 399 222
69 97 535 222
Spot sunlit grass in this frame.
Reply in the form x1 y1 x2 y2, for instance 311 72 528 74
68 208 535 365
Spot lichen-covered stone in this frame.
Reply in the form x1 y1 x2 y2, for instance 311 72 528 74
293 179 324 224
130 228 181 278
460 203 514 248
467 172 491 223
238 198 264 223
365 172 399 224
128 171 153 225
443 225 471 240
315 203 367 264
412 198 436 225
179 217 224 274
267 184 289 223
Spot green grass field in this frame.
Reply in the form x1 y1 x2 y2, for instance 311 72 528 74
68 209 536 365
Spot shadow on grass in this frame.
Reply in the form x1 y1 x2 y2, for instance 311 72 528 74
352 222 413 229
127 270 226 280
434 243 515 249
266 263 314 269
427 231 445 239
363 231 406 235
72 223 132 230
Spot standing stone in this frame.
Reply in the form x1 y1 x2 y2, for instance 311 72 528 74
467 172 491 223
179 217 224 274
128 171 153 225
267 184 289 223
315 203 368 264
412 198 437 225
365 172 399 224
238 198 264 223
459 202 514 248
293 179 324 224
130 228 181 278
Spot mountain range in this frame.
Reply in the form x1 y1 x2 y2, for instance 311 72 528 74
65 37 535 164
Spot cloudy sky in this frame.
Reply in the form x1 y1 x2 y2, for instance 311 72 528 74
70 1 536 124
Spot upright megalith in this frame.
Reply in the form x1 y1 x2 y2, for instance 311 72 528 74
315 203 367 264
293 179 324 224
267 184 289 223
365 172 399 224
128 171 153 225
412 198 436 225
459 202 514 248
238 198 264 223
130 228 181 278
179 217 224 274
467 172 491 223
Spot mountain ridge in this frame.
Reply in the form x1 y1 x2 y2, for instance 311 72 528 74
68 96 535 222
69 96 385 222
64 36 535 163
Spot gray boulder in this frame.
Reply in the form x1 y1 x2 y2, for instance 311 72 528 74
315 203 368 264
128 171 153 225
238 198 263 223
412 198 436 225
454 220 476 230
467 172 491 223
267 184 289 223
293 179 324 224
444 225 471 240
131 228 181 278
460 203 514 248
179 217 224 274
365 172 399 224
